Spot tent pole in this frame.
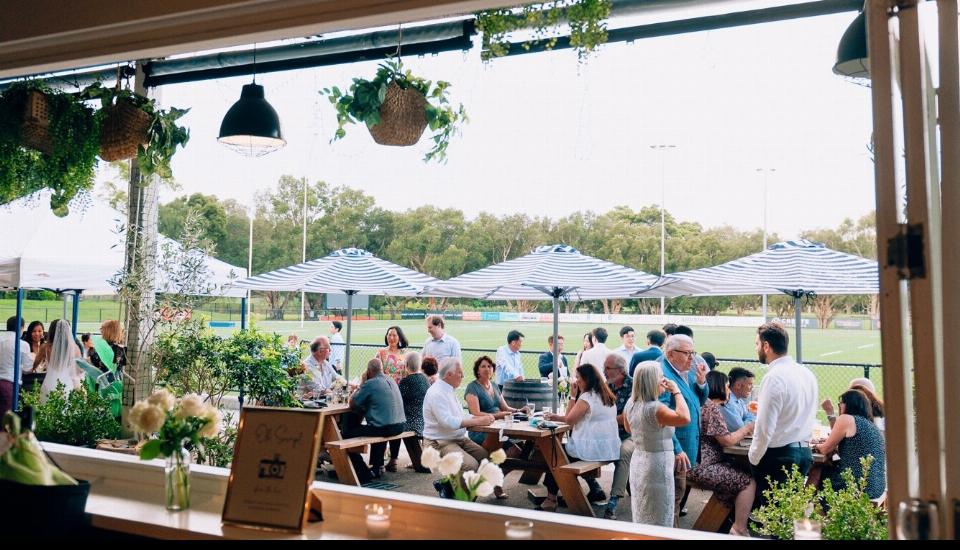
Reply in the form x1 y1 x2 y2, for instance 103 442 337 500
345 291 355 380
62 292 68 320
72 290 80 341
552 293 559 411
794 293 802 363
12 289 24 412
240 297 248 329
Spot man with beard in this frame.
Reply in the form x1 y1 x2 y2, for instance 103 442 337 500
748 322 818 505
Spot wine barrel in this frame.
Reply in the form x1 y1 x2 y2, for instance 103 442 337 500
501 380 554 412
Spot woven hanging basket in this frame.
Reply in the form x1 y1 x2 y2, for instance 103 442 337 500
367 82 428 147
99 99 152 161
21 90 52 155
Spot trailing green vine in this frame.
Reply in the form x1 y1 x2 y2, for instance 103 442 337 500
0 80 100 216
476 0 612 63
321 58 467 163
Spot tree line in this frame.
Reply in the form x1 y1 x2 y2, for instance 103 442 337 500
153 175 878 325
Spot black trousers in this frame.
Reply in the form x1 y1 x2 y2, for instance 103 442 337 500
342 412 405 467
751 444 813 507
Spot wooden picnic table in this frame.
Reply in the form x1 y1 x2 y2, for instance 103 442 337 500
469 419 599 518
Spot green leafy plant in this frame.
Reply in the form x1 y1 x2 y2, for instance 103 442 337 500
751 463 821 540
819 456 888 540
82 82 190 180
0 80 100 215
476 0 612 63
222 326 300 407
20 382 122 447
321 58 467 162
152 318 229 403
194 411 238 468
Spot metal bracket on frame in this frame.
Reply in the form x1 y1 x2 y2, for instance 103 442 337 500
887 223 926 280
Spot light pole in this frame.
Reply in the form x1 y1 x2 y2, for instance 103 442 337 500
247 205 254 324
650 144 676 315
300 178 307 328
756 168 775 321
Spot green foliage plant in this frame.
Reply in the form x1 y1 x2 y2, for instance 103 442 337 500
819 456 888 540
0 80 100 215
152 318 229 403
222 326 300 407
194 411 238 468
321 58 467 163
82 82 190 180
476 0 612 63
751 463 820 540
20 382 122 447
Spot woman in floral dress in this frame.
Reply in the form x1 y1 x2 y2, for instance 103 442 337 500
377 326 408 384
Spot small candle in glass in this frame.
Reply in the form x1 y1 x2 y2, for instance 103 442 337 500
504 520 534 539
364 503 392 538
793 517 822 540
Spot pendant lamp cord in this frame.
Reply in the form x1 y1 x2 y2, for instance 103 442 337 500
253 43 258 84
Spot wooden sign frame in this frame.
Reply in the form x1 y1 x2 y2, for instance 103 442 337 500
222 406 323 533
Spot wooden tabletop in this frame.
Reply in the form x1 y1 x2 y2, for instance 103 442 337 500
469 419 571 438
723 442 833 464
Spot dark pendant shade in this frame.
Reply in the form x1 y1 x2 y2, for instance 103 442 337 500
218 83 286 156
833 11 869 80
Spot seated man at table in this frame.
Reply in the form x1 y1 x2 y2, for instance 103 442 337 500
603 353 633 520
301 336 339 397
343 358 407 482
423 357 495 498
721 367 756 432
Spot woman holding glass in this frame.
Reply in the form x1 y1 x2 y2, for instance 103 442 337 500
377 326 408 384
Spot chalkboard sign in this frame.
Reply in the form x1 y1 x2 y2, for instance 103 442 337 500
222 407 323 532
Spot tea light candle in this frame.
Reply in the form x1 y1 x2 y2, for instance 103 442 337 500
365 504 392 538
793 518 822 540
504 520 533 539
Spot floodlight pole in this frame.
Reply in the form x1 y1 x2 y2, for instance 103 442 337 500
757 168 776 321
651 145 676 316
300 178 307 328
247 206 254 325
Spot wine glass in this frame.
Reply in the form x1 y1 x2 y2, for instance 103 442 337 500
896 499 940 540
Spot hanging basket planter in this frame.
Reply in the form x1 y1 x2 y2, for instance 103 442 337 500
99 98 152 161
21 90 53 155
367 83 428 147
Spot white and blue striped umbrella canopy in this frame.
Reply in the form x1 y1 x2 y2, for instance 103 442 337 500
234 247 440 295
670 240 879 297
424 244 706 300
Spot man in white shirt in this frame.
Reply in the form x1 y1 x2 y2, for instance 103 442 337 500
613 326 637 365
422 357 494 497
494 330 524 388
328 321 345 373
422 315 461 362
1 316 33 416
748 322 818 506
301 336 340 396
578 327 610 381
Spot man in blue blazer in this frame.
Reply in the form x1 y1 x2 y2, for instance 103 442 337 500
658 334 708 527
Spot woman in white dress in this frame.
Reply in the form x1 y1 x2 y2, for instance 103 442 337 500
623 361 690 527
39 319 83 402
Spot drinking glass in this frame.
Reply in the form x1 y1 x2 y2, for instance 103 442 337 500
897 499 940 540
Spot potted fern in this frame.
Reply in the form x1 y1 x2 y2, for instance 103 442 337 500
321 58 467 162
83 82 190 180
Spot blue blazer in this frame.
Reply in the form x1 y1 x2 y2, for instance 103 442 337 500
658 355 708 466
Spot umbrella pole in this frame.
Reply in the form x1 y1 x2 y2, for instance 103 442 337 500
552 295 559 411
345 291 355 380
794 294 803 363
72 290 80 341
12 289 23 412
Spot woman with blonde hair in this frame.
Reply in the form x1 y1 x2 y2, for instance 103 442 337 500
89 319 127 381
623 361 690 527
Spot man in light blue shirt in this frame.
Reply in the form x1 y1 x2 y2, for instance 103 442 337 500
495 330 525 388
721 367 757 431
422 315 461 362
613 326 638 365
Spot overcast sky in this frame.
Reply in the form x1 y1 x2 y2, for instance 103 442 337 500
135 8 880 240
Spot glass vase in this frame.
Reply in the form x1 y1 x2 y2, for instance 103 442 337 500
165 448 191 511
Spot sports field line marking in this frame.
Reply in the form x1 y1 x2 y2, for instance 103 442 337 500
820 350 844 357
857 344 874 349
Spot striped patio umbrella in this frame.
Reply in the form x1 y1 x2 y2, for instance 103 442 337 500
234 247 440 378
424 244 706 408
670 239 879 362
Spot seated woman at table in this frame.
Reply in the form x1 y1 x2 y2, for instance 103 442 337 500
377 326 408 384
539 363 620 511
687 370 756 536
22 320 45 359
622 361 690 528
393 351 431 473
813 388 886 500
822 378 886 432
465 356 527 449
421 356 439 385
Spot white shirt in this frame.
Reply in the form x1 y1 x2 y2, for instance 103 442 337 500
748 355 819 465
329 332 345 368
614 344 636 364
578 344 610 381
423 379 468 441
304 354 339 391
566 391 621 461
0 331 33 383
495 344 524 386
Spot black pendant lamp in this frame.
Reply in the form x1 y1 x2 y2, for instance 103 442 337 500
833 10 869 81
218 46 286 156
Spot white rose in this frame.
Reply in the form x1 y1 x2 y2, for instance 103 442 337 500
128 401 150 432
438 452 463 477
478 459 504 487
178 394 205 419
147 388 176 411
421 446 441 470
489 448 507 465
138 405 167 434
474 481 494 498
